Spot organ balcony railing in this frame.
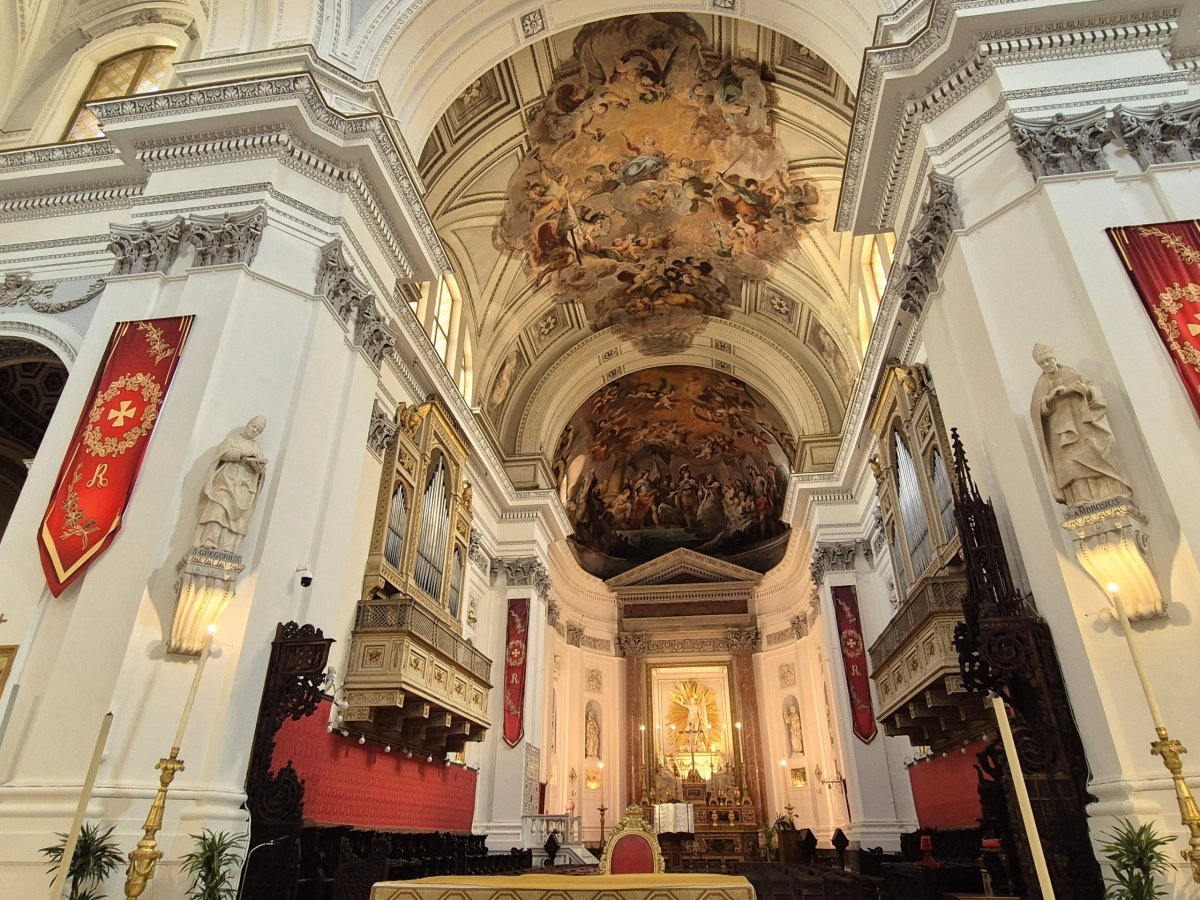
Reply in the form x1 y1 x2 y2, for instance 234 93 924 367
344 400 491 753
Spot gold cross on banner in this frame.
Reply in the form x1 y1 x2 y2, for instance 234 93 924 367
107 400 137 427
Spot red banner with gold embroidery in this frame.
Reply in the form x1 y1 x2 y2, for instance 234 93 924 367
832 584 877 743
38 317 193 596
1108 221 1200 417
503 596 530 747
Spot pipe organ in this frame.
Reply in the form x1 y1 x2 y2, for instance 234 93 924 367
865 364 987 751
344 400 490 754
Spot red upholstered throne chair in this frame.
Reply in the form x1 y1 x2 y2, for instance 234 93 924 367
598 805 665 874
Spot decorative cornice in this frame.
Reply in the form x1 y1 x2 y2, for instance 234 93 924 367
490 556 551 602
85 74 445 274
615 632 649 658
1010 107 1112 178
810 541 859 586
315 239 398 370
579 634 612 653
765 614 810 647
893 174 961 318
0 273 103 315
0 140 119 174
839 2 1181 232
109 216 185 275
1115 100 1200 168
183 207 267 267
617 628 763 657
366 398 397 459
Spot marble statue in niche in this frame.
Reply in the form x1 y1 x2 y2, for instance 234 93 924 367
784 702 804 756
585 706 601 758
195 416 268 552
1030 344 1130 508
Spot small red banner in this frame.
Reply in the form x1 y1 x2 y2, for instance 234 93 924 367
503 596 530 747
1108 220 1200 417
832 584 877 743
39 317 193 596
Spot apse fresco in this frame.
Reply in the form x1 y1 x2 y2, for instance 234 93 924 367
555 366 794 579
497 14 822 354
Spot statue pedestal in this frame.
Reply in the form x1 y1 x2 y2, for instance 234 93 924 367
1061 496 1164 619
169 547 245 654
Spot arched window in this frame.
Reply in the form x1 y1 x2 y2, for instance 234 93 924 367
457 332 473 404
929 447 957 543
857 233 895 353
894 430 932 578
64 47 174 141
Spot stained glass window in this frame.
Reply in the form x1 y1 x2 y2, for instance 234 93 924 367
64 47 174 141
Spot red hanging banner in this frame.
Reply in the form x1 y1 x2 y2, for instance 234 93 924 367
502 596 530 747
38 317 193 596
1107 220 1200 417
831 584 877 744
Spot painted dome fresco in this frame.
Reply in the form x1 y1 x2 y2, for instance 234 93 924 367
495 13 822 355
555 365 794 579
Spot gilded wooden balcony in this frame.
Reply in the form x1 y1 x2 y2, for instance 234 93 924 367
868 574 987 749
344 597 492 752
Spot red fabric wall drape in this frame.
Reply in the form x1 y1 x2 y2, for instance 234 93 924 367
272 699 477 831
1108 221 1200 417
908 739 989 830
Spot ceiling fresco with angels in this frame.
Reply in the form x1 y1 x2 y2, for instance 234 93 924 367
555 365 793 580
495 14 823 354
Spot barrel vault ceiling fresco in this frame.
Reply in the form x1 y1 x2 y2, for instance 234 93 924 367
417 13 866 578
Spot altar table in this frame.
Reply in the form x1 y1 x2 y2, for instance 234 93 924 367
370 873 755 900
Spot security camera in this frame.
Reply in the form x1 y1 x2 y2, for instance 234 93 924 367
297 566 314 588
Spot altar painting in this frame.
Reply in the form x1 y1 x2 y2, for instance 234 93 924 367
649 665 735 786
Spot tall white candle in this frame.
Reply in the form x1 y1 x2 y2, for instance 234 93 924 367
50 712 112 900
991 694 1055 899
1108 586 1166 729
173 627 215 750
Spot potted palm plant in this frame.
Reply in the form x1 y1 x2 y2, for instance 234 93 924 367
1101 818 1174 900
179 829 246 900
41 821 123 900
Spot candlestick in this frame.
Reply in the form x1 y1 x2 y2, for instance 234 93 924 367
779 759 794 820
1108 583 1200 883
639 724 647 801
172 626 215 750
51 713 113 900
991 694 1055 898
734 721 745 788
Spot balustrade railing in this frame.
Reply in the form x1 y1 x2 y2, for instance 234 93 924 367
521 814 583 848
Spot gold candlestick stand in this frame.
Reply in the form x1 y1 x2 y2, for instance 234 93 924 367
123 748 185 899
1151 728 1200 882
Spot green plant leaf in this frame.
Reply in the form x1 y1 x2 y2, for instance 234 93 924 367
179 829 247 900
1101 818 1174 900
